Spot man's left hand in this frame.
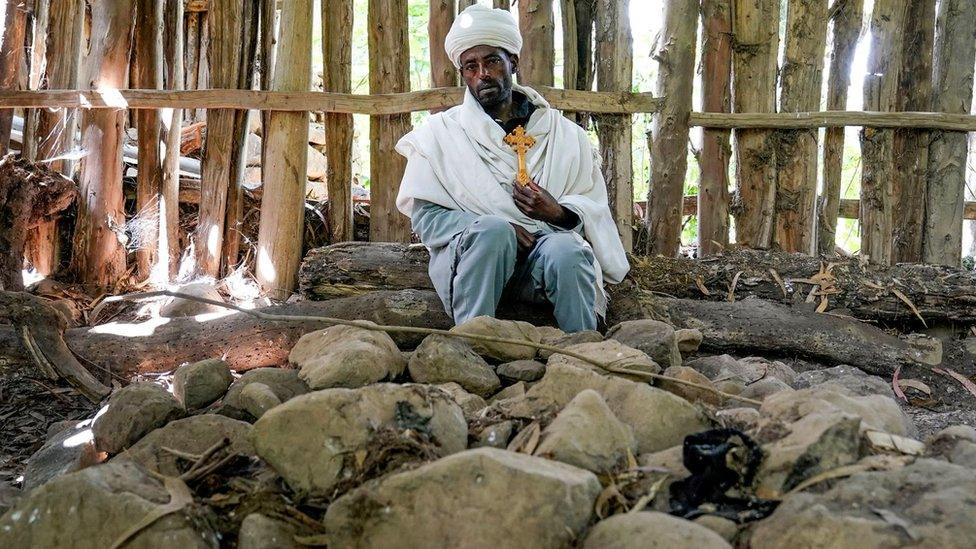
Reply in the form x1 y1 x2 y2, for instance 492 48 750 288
513 180 576 228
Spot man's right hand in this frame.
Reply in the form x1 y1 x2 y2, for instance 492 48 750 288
511 223 536 254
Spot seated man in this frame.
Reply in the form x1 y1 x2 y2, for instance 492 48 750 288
395 4 629 333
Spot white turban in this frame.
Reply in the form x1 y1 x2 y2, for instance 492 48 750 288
445 4 522 69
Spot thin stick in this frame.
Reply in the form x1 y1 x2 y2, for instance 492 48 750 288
108 291 762 407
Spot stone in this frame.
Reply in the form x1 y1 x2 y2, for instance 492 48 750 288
927 425 976 469
685 354 741 379
761 385 916 437
499 363 711 454
739 377 794 403
251 384 467 496
489 381 527 404
547 340 662 381
538 330 603 360
715 380 745 396
307 145 327 180
693 516 738 543
290 324 406 390
409 335 501 397
23 425 102 492
496 359 546 382
46 419 83 440
245 133 262 166
751 459 976 549
159 281 226 318
0 462 217 549
435 382 487 419
582 512 731 549
793 364 894 398
658 366 721 406
675 328 703 354
244 166 262 185
716 407 761 431
475 420 514 448
450 316 542 362
636 446 692 512
307 123 327 145
324 448 600 548
738 357 798 386
238 382 282 419
606 319 683 369
92 383 184 454
172 358 233 410
534 390 637 473
238 513 300 549
536 325 567 345
115 415 253 476
222 368 308 414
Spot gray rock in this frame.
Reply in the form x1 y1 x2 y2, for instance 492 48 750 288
409 335 501 397
927 425 976 468
290 324 407 390
606 319 683 369
222 368 308 415
496 359 546 382
238 513 300 549
23 425 101 491
675 328 704 355
582 512 731 549
547 340 662 381
324 448 600 549
534 389 637 473
450 316 543 362
693 515 738 542
793 364 894 398
738 357 798 386
658 365 722 406
685 354 741 379
538 330 603 360
45 420 83 440
172 358 233 410
238 382 281 419
762 385 916 437
716 407 761 431
489 381 527 404
475 421 514 449
739 377 794 403
115 414 253 476
435 382 487 419
159 281 226 318
92 383 184 454
251 384 467 496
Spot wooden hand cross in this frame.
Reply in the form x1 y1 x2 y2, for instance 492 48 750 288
503 125 536 187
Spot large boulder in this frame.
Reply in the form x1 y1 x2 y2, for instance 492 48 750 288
0 462 217 549
582 512 731 549
534 389 637 473
547 340 662 381
172 358 234 410
409 335 501 397
450 316 542 362
115 414 253 476
92 383 184 454
23 424 102 491
761 385 916 437
750 459 976 549
606 319 683 369
324 448 601 549
289 324 406 390
251 384 467 496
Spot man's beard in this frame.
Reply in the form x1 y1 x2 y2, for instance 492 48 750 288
475 82 512 109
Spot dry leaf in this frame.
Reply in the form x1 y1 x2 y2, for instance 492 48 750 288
932 367 976 400
628 475 669 514
896 378 931 396
864 430 925 456
816 296 829 313
892 365 907 402
786 455 911 496
695 275 711 296
508 421 541 454
594 483 626 519
110 476 193 549
890 288 927 328
727 271 743 302
769 269 788 298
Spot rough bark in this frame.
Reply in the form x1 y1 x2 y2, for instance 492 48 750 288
698 0 732 255
161 0 185 278
259 0 278 167
860 1 907 265
891 0 936 263
21 0 49 162
731 0 780 249
817 0 863 255
647 0 699 256
69 0 135 288
517 0 555 86
775 0 828 254
494 0 511 10
185 11 201 123
561 0 578 99
594 0 633 251
324 0 354 243
568 0 595 127
429 0 456 90
0 0 27 155
256 0 312 300
367 0 412 243
924 0 976 267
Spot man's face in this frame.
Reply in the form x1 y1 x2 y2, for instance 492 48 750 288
458 45 519 109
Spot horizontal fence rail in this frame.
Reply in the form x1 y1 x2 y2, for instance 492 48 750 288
668 196 976 222
691 111 976 131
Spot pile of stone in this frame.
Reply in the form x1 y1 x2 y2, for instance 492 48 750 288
2 316 975 548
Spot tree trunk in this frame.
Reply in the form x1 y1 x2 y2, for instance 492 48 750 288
367 0 412 243
256 0 312 300
21 0 49 162
185 11 201 123
259 0 278 164
561 0 577 98
646 0 699 256
774 0 827 254
731 0 780 250
891 0 936 263
594 0 633 251
457 0 479 12
924 0 976 266
517 0 555 86
698 0 732 255
494 0 511 10
860 1 907 265
0 0 27 155
161 0 185 278
69 0 135 288
323 0 354 244
817 0 863 255
429 0 456 89
567 0 595 128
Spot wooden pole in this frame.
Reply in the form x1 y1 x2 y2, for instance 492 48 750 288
494 0 511 10
891 0 936 263
0 0 27 155
698 0 732 255
817 0 863 256
161 0 184 278
458 0 479 11
561 0 577 95
429 0 456 89
256 0 312 299
517 0 555 87
21 0 49 162
368 0 412 243
924 0 976 266
185 11 201 123
594 0 633 251
259 0 278 164
569 0 595 127
646 0 699 256
69 0 135 288
860 0 907 265
774 0 828 254
323 0 354 243
731 0 780 250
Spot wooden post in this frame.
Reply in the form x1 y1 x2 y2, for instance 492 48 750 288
569 0 595 127
924 0 976 266
0 0 27 155
646 0 699 256
731 0 780 249
430 0 456 89
458 0 479 11
698 0 732 255
594 0 633 251
891 0 936 263
323 0 354 243
133 0 166 281
185 11 201 123
161 0 184 278
259 0 278 161
561 0 578 94
860 1 907 265
21 0 49 162
368 0 412 243
774 0 828 254
494 0 511 10
517 0 554 86
256 0 312 299
69 0 135 288
817 0 863 256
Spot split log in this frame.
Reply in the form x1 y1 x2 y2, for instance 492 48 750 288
517 0 555 86
698 0 732 255
323 0 355 243
161 0 185 278
0 0 27 155
817 0 863 255
560 0 578 105
646 0 698 256
259 0 279 146
594 0 633 251
428 0 455 91
184 11 201 123
924 0 976 267
21 0 49 162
